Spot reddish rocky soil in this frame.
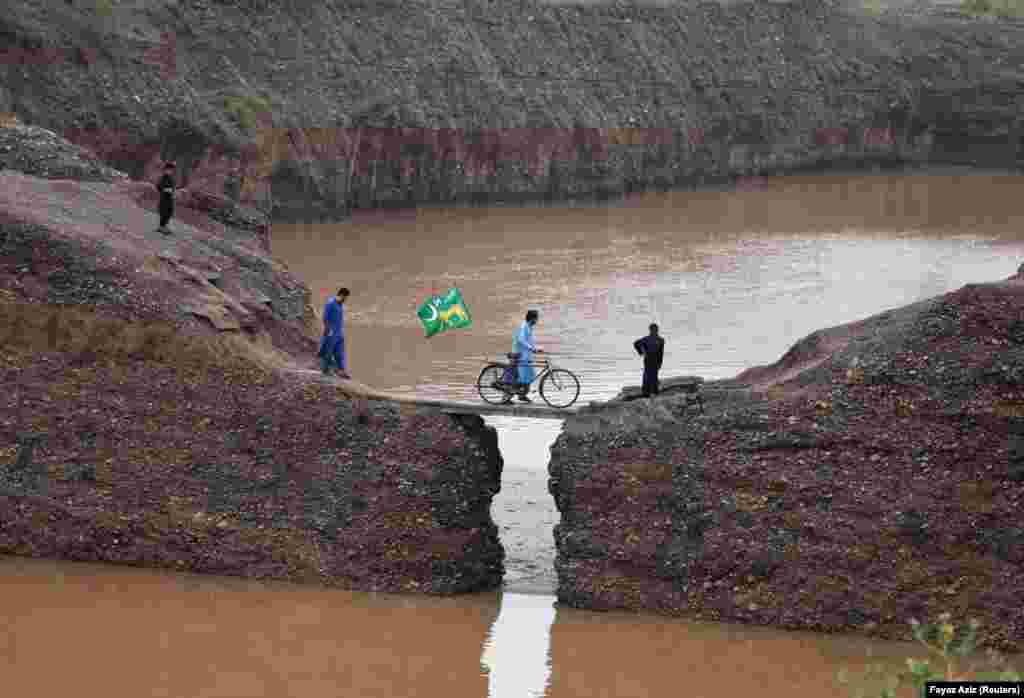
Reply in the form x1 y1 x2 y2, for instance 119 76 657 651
551 271 1024 651
0 123 504 593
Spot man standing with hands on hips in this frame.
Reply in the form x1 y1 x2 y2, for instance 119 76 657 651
634 323 665 398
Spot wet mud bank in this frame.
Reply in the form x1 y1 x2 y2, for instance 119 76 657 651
0 124 504 594
550 272 1024 650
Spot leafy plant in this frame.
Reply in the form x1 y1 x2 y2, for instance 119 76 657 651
837 613 1021 698
862 0 884 16
224 94 273 132
960 0 1024 18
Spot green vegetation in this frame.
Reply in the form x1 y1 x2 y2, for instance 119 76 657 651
838 614 1021 698
861 0 884 16
961 0 1024 18
94 0 114 16
223 94 272 132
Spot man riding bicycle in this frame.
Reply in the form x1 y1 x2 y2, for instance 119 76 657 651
512 309 544 403
479 310 579 408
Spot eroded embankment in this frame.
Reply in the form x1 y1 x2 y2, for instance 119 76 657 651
550 274 1024 650
0 331 503 592
0 125 505 593
2 0 1022 218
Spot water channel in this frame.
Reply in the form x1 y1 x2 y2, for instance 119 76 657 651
4 172 1024 695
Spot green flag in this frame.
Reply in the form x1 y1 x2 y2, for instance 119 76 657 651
417 287 473 338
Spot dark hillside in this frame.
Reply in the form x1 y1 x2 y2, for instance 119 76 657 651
1 0 1021 219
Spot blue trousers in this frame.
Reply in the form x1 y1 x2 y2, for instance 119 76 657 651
319 334 346 373
642 365 660 397
517 357 535 394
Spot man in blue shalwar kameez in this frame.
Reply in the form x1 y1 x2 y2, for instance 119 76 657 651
513 309 544 403
320 287 350 379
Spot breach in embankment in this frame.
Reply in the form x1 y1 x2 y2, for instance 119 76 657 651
550 267 1024 650
0 123 505 593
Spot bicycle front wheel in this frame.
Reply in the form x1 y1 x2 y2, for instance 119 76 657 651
477 364 513 405
540 369 580 408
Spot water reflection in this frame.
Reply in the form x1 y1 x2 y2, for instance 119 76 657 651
481 594 557 698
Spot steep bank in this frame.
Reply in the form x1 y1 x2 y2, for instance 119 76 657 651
0 123 504 593
1 0 1022 219
550 271 1024 649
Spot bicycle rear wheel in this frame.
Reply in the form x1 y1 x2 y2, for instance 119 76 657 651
540 368 580 408
477 364 513 405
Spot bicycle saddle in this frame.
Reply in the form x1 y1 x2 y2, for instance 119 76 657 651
506 352 521 360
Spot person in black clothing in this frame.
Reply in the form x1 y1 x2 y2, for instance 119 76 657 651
634 323 665 398
156 161 178 234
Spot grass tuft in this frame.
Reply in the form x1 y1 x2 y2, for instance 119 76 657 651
961 0 1024 18
224 94 273 132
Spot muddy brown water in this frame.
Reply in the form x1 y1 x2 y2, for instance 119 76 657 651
5 173 1024 695
275 172 1024 406
2 556 923 697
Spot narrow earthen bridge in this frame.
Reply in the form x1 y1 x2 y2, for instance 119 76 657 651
404 398 582 420
293 370 706 420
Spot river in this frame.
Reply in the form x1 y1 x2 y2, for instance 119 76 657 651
5 172 1024 696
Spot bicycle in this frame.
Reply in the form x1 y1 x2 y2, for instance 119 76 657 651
476 352 581 409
